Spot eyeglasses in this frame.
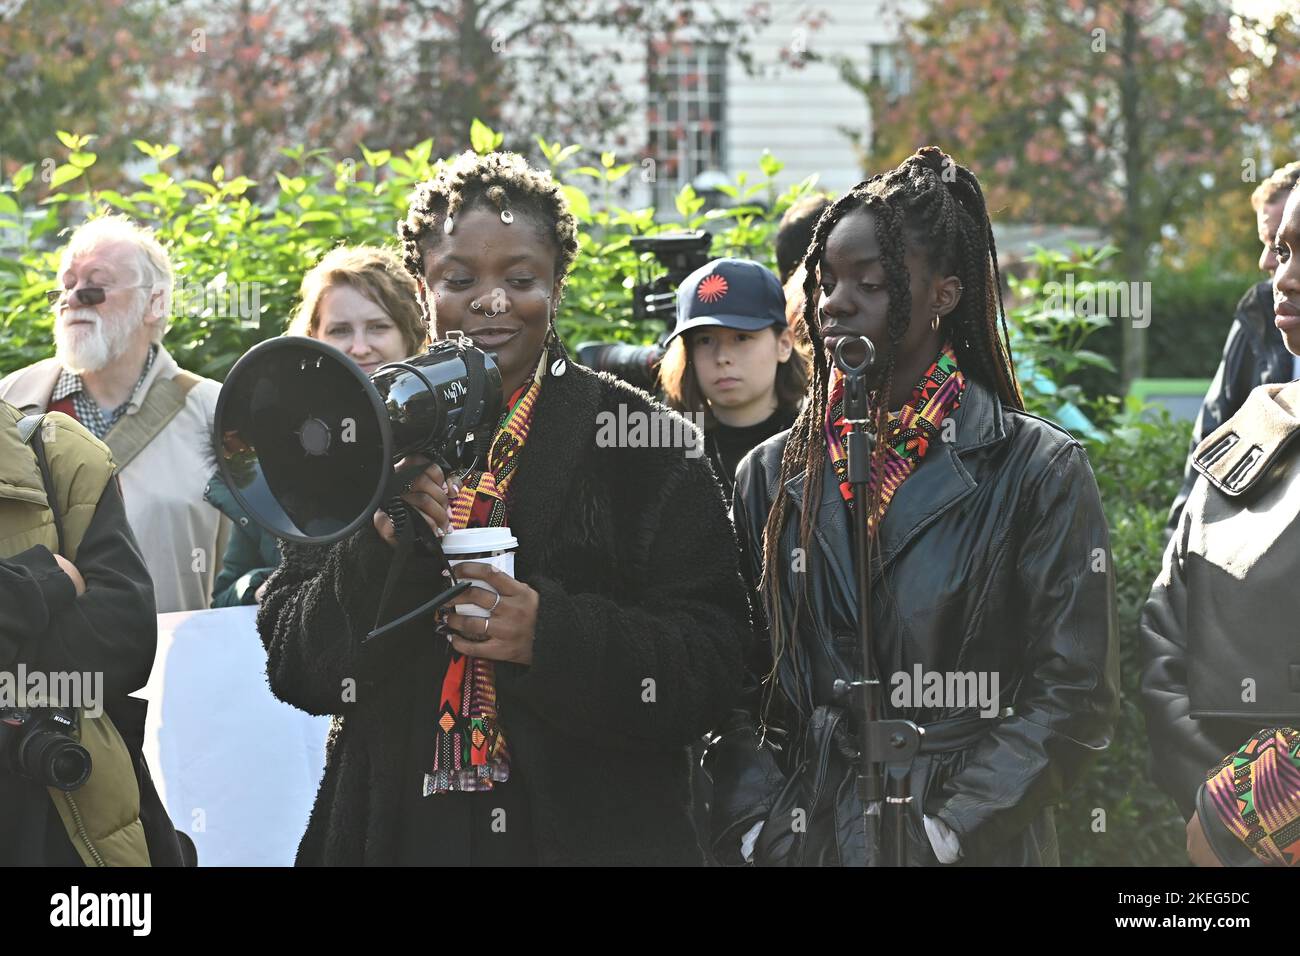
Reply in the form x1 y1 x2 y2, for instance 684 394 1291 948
47 284 154 306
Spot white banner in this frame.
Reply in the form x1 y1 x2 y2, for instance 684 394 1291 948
139 606 329 867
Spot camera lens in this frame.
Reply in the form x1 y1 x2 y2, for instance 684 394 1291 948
24 731 92 791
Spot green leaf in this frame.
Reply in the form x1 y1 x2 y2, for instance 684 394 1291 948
361 146 391 167
759 150 784 178
276 172 306 195
606 163 633 181
55 130 81 150
212 164 225 183
389 157 415 178
469 118 498 154
569 166 603 179
68 151 97 169
11 164 34 192
560 184 592 221
406 138 433 164
600 151 616 169
555 144 581 164
140 172 173 189
299 211 340 224
0 194 19 216
182 179 219 195
49 164 84 189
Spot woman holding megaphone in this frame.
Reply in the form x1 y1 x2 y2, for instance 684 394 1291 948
257 150 751 866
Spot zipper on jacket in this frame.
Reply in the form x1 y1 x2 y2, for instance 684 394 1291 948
61 792 107 867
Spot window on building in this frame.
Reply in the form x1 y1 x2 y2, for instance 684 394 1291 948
868 42 912 99
646 41 727 209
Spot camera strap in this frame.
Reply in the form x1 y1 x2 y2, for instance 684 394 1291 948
19 413 66 555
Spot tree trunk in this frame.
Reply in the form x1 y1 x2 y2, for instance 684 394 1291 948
1118 1 1147 387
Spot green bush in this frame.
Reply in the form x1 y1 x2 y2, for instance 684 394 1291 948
0 127 818 379
1009 249 1189 864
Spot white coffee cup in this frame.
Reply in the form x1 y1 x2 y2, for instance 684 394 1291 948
442 527 519 618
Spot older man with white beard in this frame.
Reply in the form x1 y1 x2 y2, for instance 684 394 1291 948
0 215 229 613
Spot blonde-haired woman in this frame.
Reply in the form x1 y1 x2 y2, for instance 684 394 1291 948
207 245 426 607
286 244 427 373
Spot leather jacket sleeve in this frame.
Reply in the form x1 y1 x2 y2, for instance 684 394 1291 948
930 442 1120 855
1138 499 1237 819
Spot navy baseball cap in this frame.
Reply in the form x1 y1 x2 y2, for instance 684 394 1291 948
665 257 787 345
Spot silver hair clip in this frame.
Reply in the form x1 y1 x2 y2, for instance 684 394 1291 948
500 209 514 224
443 215 454 235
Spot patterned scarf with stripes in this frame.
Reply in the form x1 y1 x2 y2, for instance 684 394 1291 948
424 353 544 796
825 342 965 528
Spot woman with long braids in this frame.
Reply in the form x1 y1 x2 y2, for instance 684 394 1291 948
707 147 1119 866
258 150 751 865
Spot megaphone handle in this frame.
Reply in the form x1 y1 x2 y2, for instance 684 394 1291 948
365 580 475 643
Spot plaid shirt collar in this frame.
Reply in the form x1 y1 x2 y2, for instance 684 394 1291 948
51 344 159 440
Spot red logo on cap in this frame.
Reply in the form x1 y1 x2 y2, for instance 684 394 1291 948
697 274 728 303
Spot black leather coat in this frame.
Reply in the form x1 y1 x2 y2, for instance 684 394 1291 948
706 376 1120 866
1141 379 1300 821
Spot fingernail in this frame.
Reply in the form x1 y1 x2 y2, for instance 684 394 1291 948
434 526 444 538
441 481 449 494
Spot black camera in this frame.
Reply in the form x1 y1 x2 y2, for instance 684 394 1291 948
0 706 92 791
577 230 713 394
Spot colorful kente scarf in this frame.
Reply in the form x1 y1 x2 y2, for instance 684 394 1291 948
825 342 965 528
423 354 544 796
1204 726 1300 866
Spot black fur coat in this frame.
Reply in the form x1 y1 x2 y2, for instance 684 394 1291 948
257 363 752 865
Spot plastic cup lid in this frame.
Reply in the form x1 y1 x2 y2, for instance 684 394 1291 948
441 526 519 555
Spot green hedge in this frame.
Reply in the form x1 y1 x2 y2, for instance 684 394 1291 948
0 127 815 379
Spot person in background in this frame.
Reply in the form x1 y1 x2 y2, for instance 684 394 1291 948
1 402 184 866
0 215 227 614
1165 161 1300 536
1141 181 1300 867
659 258 808 498
775 195 832 285
207 245 427 607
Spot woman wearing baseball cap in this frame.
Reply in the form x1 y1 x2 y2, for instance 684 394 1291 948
659 257 808 496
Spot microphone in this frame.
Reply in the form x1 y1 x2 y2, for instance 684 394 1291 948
833 335 876 376
833 336 876 427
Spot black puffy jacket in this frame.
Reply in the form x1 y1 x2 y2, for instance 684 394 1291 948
706 376 1120 866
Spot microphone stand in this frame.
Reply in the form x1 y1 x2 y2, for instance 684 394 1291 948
830 336 922 867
